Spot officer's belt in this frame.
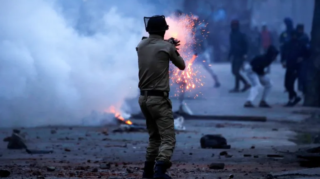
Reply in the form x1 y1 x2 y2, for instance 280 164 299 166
140 90 169 97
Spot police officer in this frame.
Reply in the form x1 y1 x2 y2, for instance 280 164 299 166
137 15 186 179
229 19 251 93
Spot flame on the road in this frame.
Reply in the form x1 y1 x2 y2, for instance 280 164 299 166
106 106 133 125
165 14 206 98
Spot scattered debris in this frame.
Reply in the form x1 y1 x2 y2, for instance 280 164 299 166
174 116 186 130
50 129 56 134
314 134 320 144
215 124 225 128
269 167 320 178
219 151 228 156
102 130 109 136
297 146 320 167
267 154 284 158
200 134 230 149
126 168 133 173
99 163 111 169
47 166 55 172
112 124 146 133
208 163 225 169
0 169 10 177
7 133 27 149
64 148 71 152
228 174 234 178
26 149 53 154
243 154 252 157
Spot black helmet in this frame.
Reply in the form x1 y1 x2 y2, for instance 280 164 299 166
144 15 169 33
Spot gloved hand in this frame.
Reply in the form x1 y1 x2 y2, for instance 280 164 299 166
167 37 180 50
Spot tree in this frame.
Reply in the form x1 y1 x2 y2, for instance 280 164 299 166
304 0 320 107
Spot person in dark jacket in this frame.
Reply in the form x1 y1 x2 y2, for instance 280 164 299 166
296 24 310 94
229 19 250 93
244 45 279 108
296 24 310 46
279 18 295 93
281 31 309 107
279 17 294 46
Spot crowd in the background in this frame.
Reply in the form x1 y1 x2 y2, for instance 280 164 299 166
228 17 310 108
172 5 311 108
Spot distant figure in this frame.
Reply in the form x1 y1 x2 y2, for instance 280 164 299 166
244 45 279 108
296 24 311 94
228 19 251 93
261 25 272 52
279 18 294 46
281 31 309 107
279 17 294 92
248 26 261 60
194 22 221 88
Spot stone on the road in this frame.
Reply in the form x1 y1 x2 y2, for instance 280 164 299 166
7 133 27 149
200 134 229 149
208 163 225 169
0 169 10 177
47 166 56 172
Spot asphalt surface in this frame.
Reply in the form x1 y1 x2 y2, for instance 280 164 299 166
1 64 319 179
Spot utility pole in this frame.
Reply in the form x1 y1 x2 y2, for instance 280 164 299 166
304 0 320 107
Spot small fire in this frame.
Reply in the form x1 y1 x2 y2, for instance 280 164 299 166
106 106 133 125
165 14 207 98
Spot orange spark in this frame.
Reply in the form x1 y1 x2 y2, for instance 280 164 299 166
165 14 207 97
105 106 132 125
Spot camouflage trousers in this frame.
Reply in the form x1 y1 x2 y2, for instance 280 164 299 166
139 95 176 164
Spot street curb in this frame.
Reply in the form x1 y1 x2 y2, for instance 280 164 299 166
131 112 267 122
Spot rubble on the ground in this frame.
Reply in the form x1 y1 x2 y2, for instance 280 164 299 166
208 163 225 169
112 113 186 132
174 115 186 130
47 166 55 172
314 134 320 143
0 169 10 177
297 146 320 167
200 134 230 149
269 167 320 179
6 132 27 149
26 149 53 154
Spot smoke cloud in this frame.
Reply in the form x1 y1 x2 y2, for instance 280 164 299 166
0 0 182 127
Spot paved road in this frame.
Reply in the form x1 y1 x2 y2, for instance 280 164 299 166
128 63 312 122
1 63 319 179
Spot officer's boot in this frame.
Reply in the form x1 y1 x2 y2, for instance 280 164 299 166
142 161 155 179
153 161 172 179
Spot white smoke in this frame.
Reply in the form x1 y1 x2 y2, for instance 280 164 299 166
0 0 182 127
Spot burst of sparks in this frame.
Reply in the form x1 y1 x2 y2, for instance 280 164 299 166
165 14 207 98
106 106 132 125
